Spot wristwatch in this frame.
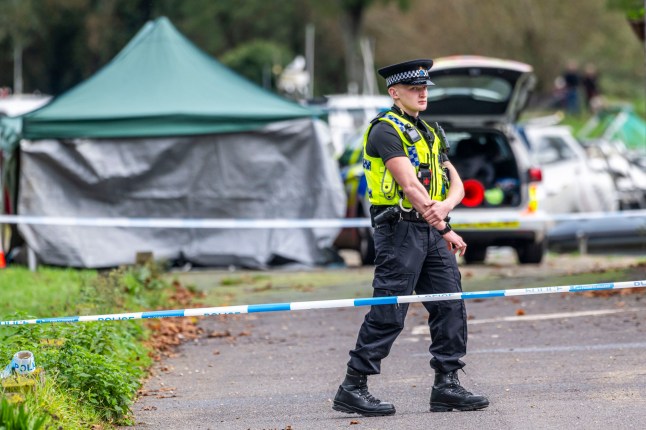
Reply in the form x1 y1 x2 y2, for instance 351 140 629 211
437 223 452 235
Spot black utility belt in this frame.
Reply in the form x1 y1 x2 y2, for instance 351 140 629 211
399 210 426 222
371 205 426 224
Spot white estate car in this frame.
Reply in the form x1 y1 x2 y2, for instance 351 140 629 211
421 56 549 264
520 125 619 214
334 56 551 265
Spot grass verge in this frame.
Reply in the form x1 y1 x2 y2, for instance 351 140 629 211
0 263 196 429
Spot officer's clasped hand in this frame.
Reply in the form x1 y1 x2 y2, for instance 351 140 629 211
421 200 451 225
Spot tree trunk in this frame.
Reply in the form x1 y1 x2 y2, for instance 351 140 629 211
340 7 364 94
13 39 23 95
628 19 645 42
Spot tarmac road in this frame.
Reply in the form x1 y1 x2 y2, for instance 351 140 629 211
127 255 646 430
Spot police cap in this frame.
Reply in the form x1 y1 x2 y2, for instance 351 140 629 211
378 59 434 87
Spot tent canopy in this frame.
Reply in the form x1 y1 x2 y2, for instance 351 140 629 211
22 17 319 139
6 17 345 269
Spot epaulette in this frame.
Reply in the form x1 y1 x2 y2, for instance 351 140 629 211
370 110 389 125
433 122 450 151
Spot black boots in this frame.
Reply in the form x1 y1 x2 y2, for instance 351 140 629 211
332 368 396 417
430 370 489 412
333 368 488 416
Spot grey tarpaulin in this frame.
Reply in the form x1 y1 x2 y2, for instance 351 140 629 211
17 118 346 268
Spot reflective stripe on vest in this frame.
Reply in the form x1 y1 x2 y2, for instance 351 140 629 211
362 111 446 207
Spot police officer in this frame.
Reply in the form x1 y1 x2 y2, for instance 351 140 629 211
332 59 489 416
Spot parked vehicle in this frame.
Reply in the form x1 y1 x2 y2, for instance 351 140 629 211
577 105 646 209
334 133 374 264
334 56 550 265
305 94 391 157
580 137 646 209
420 56 548 264
519 124 619 213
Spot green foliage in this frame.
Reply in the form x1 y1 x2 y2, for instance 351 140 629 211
0 397 47 430
0 263 172 427
76 262 169 313
0 322 148 425
220 40 293 87
0 1 643 119
607 0 645 19
0 268 96 318
123 262 169 295
0 313 48 356
20 374 102 429
52 343 140 423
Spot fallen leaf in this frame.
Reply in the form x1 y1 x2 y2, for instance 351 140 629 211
208 330 232 338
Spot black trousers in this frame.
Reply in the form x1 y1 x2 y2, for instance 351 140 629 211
348 220 467 375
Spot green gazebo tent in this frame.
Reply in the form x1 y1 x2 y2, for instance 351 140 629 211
22 16 317 139
0 17 345 268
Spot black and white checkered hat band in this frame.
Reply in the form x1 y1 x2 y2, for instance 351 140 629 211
386 68 430 86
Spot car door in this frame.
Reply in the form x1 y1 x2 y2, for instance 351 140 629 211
529 132 580 213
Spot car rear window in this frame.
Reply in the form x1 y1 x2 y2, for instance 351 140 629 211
429 76 512 102
426 75 514 116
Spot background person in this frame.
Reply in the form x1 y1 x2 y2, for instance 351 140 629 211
582 63 602 112
332 59 489 417
562 60 582 114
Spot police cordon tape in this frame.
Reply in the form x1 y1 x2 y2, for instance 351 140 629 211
0 209 645 229
1 280 644 326
0 351 36 378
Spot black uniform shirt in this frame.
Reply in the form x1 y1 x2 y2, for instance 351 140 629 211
366 105 449 163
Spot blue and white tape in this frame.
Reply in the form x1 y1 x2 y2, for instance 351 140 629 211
0 210 644 229
0 351 36 378
0 214 367 229
0 280 644 326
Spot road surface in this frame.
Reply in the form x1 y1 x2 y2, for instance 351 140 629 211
126 255 646 429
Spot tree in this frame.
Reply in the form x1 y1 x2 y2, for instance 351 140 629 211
0 0 40 94
608 0 645 41
314 0 410 95
220 40 293 89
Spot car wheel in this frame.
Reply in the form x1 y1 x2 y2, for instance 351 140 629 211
463 245 487 265
358 227 375 265
516 240 545 264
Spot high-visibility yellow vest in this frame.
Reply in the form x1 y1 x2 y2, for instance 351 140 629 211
362 111 447 208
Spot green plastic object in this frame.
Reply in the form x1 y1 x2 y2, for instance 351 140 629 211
485 187 504 206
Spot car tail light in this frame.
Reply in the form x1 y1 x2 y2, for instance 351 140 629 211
462 179 485 207
526 183 538 213
528 167 542 182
